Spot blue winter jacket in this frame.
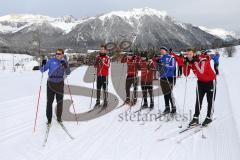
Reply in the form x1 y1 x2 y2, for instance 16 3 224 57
157 54 176 78
212 54 220 64
40 58 71 83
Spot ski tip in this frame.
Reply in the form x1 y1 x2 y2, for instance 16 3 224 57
157 138 166 142
201 135 207 139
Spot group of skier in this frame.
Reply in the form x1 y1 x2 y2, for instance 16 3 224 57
40 45 219 128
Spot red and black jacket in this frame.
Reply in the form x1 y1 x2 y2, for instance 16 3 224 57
121 56 139 77
170 52 184 67
94 55 110 77
183 57 216 82
138 59 156 83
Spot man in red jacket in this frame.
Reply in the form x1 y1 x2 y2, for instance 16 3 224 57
183 48 216 127
138 52 156 109
121 52 139 105
94 45 110 108
170 50 184 77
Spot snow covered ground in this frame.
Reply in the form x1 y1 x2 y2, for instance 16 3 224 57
0 47 240 160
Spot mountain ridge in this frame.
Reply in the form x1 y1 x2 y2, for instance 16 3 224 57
0 8 235 52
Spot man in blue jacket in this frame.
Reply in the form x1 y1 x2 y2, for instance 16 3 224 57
41 49 71 125
156 46 177 115
211 52 220 75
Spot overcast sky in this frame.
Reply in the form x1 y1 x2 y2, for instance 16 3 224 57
0 0 239 32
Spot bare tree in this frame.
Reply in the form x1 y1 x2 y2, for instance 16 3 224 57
224 46 236 57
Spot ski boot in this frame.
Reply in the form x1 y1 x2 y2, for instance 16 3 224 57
94 100 100 109
57 118 62 123
189 117 199 127
202 117 212 127
102 100 108 109
170 107 176 116
141 103 148 109
47 120 51 127
124 98 131 105
149 102 154 110
162 107 170 115
129 98 137 106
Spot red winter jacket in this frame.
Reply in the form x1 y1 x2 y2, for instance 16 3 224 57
183 58 216 82
199 53 211 60
94 55 110 76
138 59 156 82
121 56 139 77
170 52 184 66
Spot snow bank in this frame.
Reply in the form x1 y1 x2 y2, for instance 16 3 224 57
0 53 37 71
220 45 240 139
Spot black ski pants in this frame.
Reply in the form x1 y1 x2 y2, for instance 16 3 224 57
160 77 176 109
141 81 153 104
125 76 138 101
214 63 219 75
96 76 108 102
194 80 217 118
46 81 64 123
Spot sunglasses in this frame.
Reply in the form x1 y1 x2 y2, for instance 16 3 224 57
56 52 63 55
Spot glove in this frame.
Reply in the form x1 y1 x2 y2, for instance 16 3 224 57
184 56 197 64
60 60 67 68
147 63 151 70
41 59 47 67
95 58 102 66
191 56 198 63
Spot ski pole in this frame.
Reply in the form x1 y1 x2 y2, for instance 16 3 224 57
210 80 217 118
115 62 125 101
195 75 206 138
156 58 164 113
129 57 138 106
89 68 96 109
66 77 79 125
33 72 44 133
106 75 109 100
179 65 188 128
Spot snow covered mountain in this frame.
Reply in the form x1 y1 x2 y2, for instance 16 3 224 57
0 14 80 34
0 8 226 51
199 26 238 41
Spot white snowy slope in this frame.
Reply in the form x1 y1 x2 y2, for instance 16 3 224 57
0 47 240 160
0 14 84 34
199 26 238 40
99 7 167 20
